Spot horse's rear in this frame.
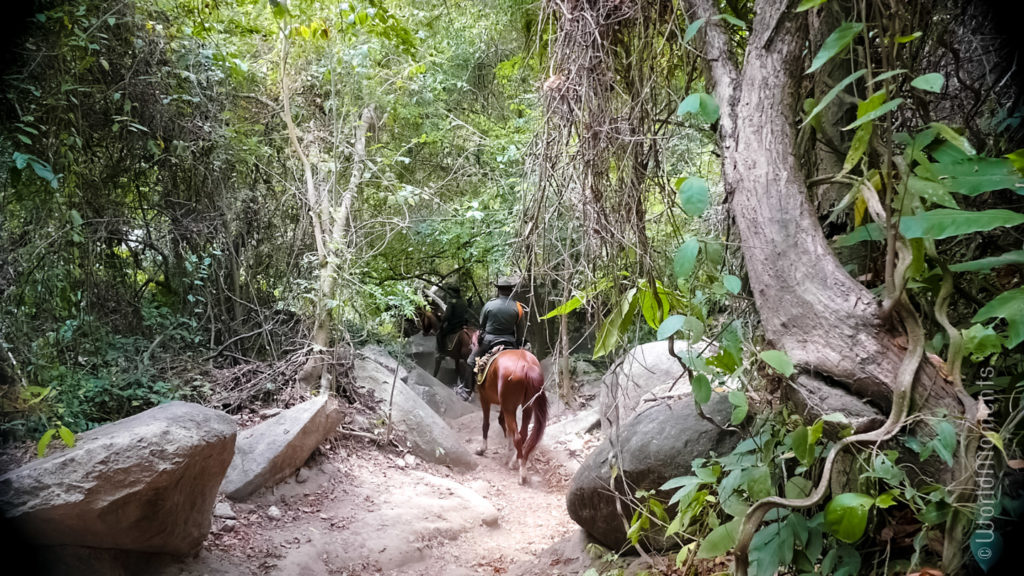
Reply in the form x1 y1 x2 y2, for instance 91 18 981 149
476 349 548 484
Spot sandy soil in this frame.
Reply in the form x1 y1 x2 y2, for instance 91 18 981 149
157 397 596 576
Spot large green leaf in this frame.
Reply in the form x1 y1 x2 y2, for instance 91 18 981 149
677 93 720 124
824 492 875 543
657 314 686 340
674 237 700 281
899 209 1024 239
593 288 637 358
844 98 903 130
972 287 1024 348
802 70 865 128
950 250 1024 272
677 177 711 217
807 22 864 74
759 350 795 377
907 175 959 208
930 157 1024 196
697 517 743 558
911 72 945 92
683 18 706 44
836 209 1024 245
961 324 1004 361
638 287 669 329
928 122 976 155
692 373 712 404
540 294 584 319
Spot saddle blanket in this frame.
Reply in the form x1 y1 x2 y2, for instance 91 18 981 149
473 346 507 387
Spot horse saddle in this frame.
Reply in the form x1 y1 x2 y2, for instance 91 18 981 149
473 346 507 387
442 332 459 352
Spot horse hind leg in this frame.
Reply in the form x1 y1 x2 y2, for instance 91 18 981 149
476 400 491 456
502 409 520 471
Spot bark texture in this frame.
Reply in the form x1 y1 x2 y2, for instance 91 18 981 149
686 0 972 438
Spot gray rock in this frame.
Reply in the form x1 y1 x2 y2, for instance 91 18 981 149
219 394 344 500
357 345 410 382
547 408 601 442
213 502 236 519
355 359 477 471
405 365 476 422
266 506 282 520
600 340 704 435
566 393 741 550
0 401 236 555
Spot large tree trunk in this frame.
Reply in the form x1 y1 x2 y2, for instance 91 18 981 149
687 0 975 463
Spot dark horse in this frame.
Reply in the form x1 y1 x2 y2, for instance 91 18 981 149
434 327 476 390
474 344 549 484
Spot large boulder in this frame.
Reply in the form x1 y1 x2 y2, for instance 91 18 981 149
0 401 236 555
220 394 344 500
355 358 477 471
567 393 741 550
405 365 477 422
357 345 410 382
600 340 702 434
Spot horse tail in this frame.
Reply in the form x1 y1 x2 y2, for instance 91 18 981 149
522 363 548 460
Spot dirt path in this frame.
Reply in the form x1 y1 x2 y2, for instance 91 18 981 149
163 399 591 576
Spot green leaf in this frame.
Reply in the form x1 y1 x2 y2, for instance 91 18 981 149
930 157 1024 196
972 287 1024 348
824 492 875 542
796 0 830 11
899 209 1024 240
722 274 742 295
759 350 795 377
683 18 706 44
37 429 57 459
961 324 1004 361
842 121 872 173
896 31 922 43
928 122 976 155
593 288 637 358
677 177 711 217
930 420 957 466
692 373 711 404
57 425 75 449
911 72 945 93
785 476 813 499
807 22 864 75
907 176 959 208
697 517 743 558
715 13 746 29
844 98 903 130
657 314 687 340
677 93 720 124
875 490 898 508
674 238 700 281
802 70 866 127
951 250 1024 272
638 288 669 329
1007 149 1024 172
729 389 749 425
868 68 907 85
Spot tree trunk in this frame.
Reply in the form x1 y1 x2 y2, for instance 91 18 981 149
686 0 975 467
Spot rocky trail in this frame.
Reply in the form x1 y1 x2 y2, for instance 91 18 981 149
156 337 604 576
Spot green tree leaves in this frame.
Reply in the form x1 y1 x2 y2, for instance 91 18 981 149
677 92 720 124
972 287 1024 348
677 177 711 217
807 22 863 74
759 350 795 377
824 493 875 543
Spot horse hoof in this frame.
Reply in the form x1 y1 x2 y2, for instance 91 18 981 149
474 448 486 456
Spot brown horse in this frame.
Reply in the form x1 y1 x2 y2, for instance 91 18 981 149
434 327 476 389
475 348 549 484
419 306 440 336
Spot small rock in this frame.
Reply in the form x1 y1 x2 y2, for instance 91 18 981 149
403 454 417 467
220 520 237 533
394 458 406 468
267 506 282 520
295 467 309 484
213 501 236 519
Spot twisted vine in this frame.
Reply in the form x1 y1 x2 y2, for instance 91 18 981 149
733 180 926 576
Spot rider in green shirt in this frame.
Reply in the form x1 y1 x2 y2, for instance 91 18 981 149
459 276 526 400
